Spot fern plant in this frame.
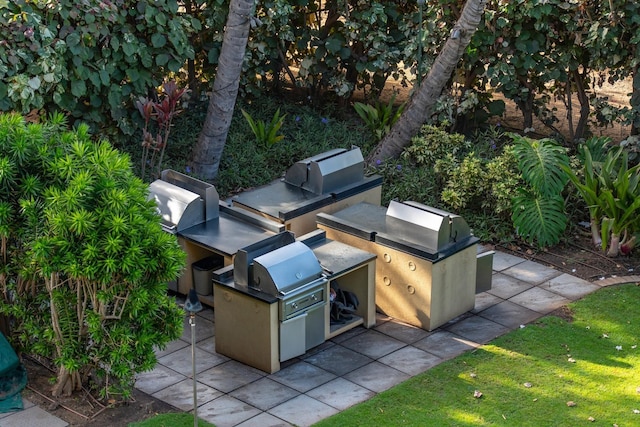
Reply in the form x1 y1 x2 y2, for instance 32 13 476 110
241 108 286 148
510 134 570 247
354 94 405 140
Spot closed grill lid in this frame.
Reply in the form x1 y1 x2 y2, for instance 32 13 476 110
148 169 219 233
252 241 324 296
148 180 202 233
284 147 365 195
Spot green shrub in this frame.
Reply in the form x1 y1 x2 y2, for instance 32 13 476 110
0 113 185 400
402 125 470 167
0 0 199 136
354 94 406 140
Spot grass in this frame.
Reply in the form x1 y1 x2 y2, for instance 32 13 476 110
128 412 214 427
314 283 640 426
132 284 639 427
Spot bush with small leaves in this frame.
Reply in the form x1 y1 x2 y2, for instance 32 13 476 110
0 113 185 400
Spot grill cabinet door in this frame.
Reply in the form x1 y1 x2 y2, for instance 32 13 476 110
280 314 306 362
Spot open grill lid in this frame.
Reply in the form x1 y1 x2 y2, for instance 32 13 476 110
251 241 324 296
148 169 219 233
284 146 364 195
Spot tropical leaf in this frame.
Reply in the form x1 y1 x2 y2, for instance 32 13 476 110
511 188 567 247
512 134 569 196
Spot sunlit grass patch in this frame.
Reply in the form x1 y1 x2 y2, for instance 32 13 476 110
315 283 640 427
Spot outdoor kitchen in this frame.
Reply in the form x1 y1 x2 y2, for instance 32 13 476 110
317 200 493 331
231 146 383 236
147 147 492 372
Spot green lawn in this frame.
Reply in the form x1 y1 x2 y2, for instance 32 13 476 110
315 283 640 426
131 283 640 427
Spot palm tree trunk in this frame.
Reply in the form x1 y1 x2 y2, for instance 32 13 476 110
365 0 487 165
190 0 255 180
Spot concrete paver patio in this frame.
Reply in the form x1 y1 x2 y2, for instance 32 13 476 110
3 250 630 427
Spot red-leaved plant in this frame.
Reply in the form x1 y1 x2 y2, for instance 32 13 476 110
136 81 187 180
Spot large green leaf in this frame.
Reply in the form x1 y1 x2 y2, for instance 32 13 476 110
511 189 567 248
512 135 569 197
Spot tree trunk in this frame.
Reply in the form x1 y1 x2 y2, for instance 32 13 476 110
190 0 255 180
52 366 82 397
572 68 591 141
631 63 639 136
365 0 487 165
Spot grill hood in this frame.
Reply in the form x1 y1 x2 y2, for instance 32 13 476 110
284 146 364 195
148 169 219 233
252 241 324 296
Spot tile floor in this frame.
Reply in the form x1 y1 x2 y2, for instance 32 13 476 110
1 250 608 427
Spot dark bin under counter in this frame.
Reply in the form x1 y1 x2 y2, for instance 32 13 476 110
317 201 490 331
213 230 376 374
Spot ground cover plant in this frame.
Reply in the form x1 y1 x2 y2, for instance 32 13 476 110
314 283 640 426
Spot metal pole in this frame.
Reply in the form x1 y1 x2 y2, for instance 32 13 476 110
190 312 197 427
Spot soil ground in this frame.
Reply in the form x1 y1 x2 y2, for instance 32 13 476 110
18 76 638 426
21 356 178 426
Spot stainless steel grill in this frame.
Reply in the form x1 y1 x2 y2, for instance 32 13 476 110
284 147 365 195
252 241 327 320
233 232 328 360
381 200 474 256
148 169 219 234
317 200 490 331
231 146 382 236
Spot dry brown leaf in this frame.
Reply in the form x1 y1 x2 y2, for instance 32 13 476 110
473 390 483 398
567 401 577 407
588 416 595 421
523 382 532 388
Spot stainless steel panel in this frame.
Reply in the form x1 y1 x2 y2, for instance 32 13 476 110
160 169 219 221
280 314 306 361
233 232 296 288
386 200 449 251
476 250 494 293
281 282 326 320
304 303 326 351
284 148 346 188
284 147 365 195
148 180 202 232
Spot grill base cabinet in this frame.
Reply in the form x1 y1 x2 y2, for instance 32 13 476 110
214 285 280 373
318 201 482 331
213 231 376 374
375 243 477 330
